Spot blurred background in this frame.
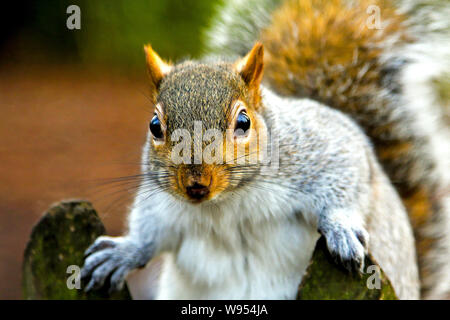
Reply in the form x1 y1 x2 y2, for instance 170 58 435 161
0 0 221 299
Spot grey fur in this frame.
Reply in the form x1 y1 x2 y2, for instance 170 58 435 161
205 0 450 299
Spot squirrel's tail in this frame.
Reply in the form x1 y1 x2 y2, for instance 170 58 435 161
206 0 450 299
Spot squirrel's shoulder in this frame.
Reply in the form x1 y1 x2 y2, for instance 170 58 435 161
261 86 371 142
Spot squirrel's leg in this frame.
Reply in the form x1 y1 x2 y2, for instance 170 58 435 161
81 235 155 292
317 207 369 272
81 208 163 293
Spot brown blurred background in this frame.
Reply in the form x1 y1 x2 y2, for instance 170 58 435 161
0 0 219 299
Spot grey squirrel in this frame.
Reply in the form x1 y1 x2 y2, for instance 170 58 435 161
81 0 450 299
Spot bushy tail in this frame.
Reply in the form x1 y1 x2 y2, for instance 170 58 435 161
206 0 450 299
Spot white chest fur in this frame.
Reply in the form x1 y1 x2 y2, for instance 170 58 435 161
159 218 318 299
133 186 321 300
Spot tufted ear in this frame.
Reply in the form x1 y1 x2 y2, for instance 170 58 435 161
234 42 264 105
144 44 172 101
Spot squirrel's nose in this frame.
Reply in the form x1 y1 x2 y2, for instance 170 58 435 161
186 182 210 200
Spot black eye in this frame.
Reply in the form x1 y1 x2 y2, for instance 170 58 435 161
234 111 251 136
150 114 163 139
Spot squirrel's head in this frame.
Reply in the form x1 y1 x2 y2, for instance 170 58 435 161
143 43 269 204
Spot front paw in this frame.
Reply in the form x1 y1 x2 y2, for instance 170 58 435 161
81 236 150 293
318 222 368 272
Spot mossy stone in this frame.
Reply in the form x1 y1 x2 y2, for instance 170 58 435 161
297 237 397 300
22 200 131 300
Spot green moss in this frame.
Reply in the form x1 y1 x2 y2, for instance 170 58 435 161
297 238 397 300
22 200 131 300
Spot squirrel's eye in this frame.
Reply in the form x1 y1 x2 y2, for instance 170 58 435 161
234 111 251 137
150 115 163 139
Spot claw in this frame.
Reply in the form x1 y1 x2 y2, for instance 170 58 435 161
85 261 117 292
81 249 113 279
320 225 367 273
84 237 117 257
109 265 128 293
85 278 96 292
355 230 367 248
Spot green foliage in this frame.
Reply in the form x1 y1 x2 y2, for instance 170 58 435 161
26 0 220 70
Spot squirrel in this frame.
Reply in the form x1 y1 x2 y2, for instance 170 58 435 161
81 0 450 299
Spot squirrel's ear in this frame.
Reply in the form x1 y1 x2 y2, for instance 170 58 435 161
144 44 172 96
234 43 264 106
234 42 264 89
